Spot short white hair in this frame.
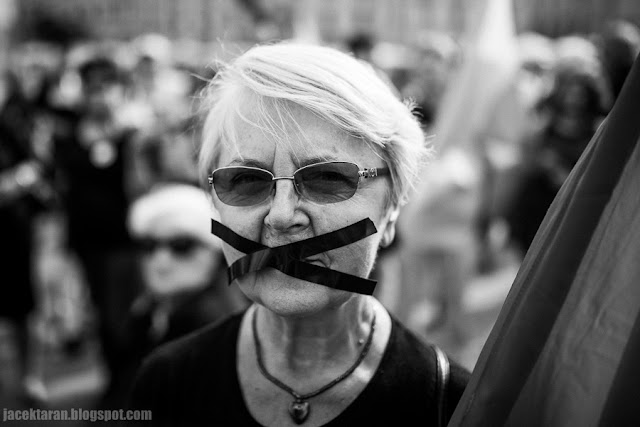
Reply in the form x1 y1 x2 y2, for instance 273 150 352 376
198 42 432 207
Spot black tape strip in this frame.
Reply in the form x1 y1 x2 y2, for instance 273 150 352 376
272 219 377 260
276 261 376 295
211 218 376 259
211 219 264 253
226 218 376 275
211 218 378 295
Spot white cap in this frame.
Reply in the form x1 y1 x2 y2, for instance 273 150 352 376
127 183 220 248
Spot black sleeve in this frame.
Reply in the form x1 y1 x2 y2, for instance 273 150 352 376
445 359 472 422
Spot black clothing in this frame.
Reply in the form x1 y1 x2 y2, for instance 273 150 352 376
106 271 248 410
506 125 598 254
0 77 41 322
52 108 140 409
128 310 470 426
52 109 134 253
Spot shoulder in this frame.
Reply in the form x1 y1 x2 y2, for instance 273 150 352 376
127 311 245 410
385 315 435 366
389 315 470 373
387 316 471 418
336 315 470 425
145 310 242 370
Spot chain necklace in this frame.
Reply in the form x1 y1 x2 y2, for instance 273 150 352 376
252 308 377 425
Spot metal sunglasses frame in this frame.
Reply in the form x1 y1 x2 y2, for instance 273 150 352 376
207 161 389 204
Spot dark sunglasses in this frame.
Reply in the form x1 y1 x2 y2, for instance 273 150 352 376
136 236 201 257
208 161 389 207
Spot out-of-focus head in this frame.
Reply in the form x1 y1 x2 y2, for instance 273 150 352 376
9 41 62 101
128 183 221 296
547 35 612 117
345 32 375 62
510 32 557 110
414 30 460 67
198 42 430 209
78 55 127 115
132 32 173 67
517 32 556 75
400 31 461 127
598 20 640 98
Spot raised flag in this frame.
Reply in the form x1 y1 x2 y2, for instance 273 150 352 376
449 52 640 427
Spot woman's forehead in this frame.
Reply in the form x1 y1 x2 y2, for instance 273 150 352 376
218 102 379 167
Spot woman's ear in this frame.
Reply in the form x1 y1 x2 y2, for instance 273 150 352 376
380 208 400 248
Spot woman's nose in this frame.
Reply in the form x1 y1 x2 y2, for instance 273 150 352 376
264 179 305 231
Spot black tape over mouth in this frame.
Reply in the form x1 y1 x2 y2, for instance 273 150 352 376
210 218 378 295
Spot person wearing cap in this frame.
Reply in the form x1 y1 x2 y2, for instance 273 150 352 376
112 183 248 408
127 42 469 426
127 182 248 344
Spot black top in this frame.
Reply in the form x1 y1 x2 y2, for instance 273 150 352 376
52 109 135 252
0 75 41 320
127 310 470 426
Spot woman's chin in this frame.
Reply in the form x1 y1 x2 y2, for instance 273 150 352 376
238 268 348 316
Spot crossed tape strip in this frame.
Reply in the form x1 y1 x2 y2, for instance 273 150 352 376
210 218 379 295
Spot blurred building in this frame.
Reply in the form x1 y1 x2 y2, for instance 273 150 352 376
14 0 640 45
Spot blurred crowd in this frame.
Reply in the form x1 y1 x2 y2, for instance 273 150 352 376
353 19 640 365
368 20 640 364
1 16 639 417
0 33 250 411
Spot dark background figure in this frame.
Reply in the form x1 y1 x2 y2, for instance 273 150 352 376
597 19 640 101
0 46 60 403
400 31 461 132
51 53 142 409
505 36 613 256
0 72 39 403
473 31 557 272
345 32 375 63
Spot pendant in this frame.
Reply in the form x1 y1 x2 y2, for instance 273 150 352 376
288 399 310 424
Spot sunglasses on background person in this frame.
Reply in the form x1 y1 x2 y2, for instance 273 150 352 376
136 235 203 257
208 161 390 207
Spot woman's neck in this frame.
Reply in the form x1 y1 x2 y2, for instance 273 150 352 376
253 297 375 374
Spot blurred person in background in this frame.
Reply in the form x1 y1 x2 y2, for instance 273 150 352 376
400 30 461 132
129 33 173 102
380 32 473 363
0 54 41 407
107 183 249 408
504 35 613 256
129 33 193 130
341 31 402 103
51 51 144 409
127 59 216 198
474 31 557 270
596 19 640 101
344 32 375 64
128 42 469 426
0 37 61 404
128 118 201 196
125 34 204 199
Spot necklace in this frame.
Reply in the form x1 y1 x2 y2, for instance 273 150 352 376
252 308 376 425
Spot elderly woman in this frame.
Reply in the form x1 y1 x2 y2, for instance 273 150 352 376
126 183 249 346
128 43 469 426
106 183 249 409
